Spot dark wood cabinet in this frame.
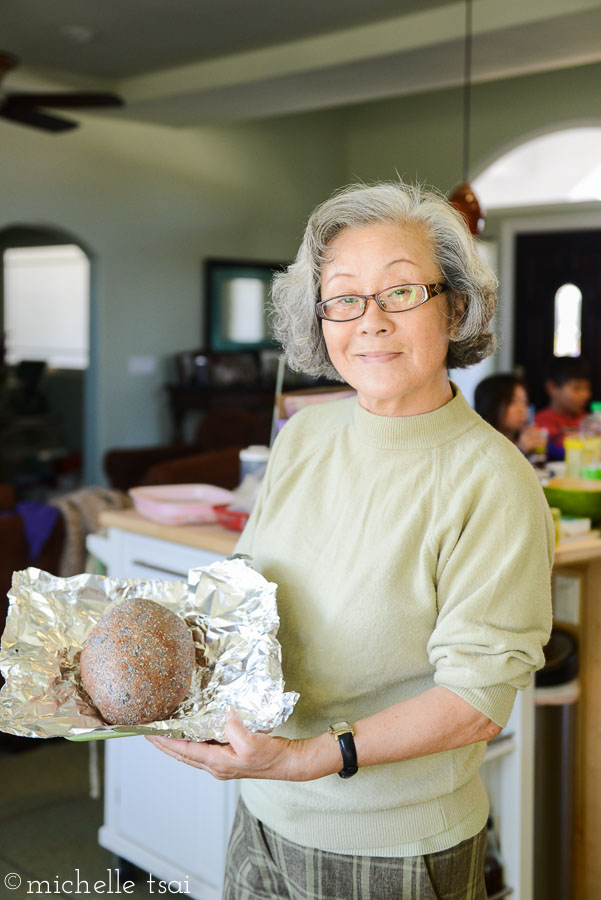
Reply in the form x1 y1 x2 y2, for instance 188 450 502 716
167 351 342 444
165 383 276 443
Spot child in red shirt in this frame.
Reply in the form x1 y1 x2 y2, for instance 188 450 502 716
534 357 592 460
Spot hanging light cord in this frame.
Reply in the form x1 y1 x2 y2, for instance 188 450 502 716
462 0 473 181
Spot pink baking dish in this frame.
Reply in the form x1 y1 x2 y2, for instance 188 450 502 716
129 484 234 525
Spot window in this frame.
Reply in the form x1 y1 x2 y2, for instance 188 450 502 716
554 282 582 358
3 244 89 369
473 127 601 209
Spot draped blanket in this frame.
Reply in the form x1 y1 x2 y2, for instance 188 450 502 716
50 487 132 576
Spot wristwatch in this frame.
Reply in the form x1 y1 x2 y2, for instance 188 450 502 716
328 721 358 779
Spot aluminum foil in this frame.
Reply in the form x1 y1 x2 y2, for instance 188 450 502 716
0 558 298 741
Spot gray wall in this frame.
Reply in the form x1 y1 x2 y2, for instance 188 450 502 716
342 62 601 190
0 110 343 482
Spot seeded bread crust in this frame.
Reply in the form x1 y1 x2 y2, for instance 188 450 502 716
80 597 196 725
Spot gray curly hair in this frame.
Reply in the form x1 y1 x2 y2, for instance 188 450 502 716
271 181 497 379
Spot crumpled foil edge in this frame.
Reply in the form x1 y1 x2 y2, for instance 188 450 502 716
0 557 298 741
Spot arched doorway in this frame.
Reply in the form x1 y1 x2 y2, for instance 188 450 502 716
0 225 92 498
471 126 601 404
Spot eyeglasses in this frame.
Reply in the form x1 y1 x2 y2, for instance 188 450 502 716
316 282 447 322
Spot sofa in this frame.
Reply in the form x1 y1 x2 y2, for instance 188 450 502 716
104 408 272 492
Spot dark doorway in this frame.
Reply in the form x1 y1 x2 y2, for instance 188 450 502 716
514 229 601 410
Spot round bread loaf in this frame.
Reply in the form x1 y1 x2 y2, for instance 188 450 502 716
80 597 196 725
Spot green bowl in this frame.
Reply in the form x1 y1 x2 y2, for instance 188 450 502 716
543 478 601 523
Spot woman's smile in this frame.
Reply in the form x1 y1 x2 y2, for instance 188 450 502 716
356 350 403 362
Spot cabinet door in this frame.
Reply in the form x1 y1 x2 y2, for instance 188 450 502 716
87 529 224 581
118 531 223 580
102 736 238 900
480 684 534 900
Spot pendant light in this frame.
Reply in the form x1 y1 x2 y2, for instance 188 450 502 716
449 0 485 236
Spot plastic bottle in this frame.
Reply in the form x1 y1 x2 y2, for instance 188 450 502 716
564 436 584 479
484 815 505 896
526 404 548 469
239 445 270 481
579 402 601 478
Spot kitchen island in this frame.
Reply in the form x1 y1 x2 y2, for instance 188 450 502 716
88 510 601 900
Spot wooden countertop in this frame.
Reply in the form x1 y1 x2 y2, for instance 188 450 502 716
98 508 239 556
553 535 601 565
100 508 601 566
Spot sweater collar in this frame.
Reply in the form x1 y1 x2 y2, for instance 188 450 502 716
352 383 478 450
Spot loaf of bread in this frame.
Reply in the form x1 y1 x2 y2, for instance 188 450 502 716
80 597 196 725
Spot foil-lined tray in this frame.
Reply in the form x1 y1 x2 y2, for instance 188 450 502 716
0 558 298 741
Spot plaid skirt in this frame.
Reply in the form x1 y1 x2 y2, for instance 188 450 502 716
222 799 487 900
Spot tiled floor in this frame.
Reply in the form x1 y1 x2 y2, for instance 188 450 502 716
0 738 157 899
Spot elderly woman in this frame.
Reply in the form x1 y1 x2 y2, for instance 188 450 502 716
149 182 553 900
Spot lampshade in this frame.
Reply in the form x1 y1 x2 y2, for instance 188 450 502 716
449 181 484 236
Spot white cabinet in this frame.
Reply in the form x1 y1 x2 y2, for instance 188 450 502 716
87 525 224 582
101 735 238 899
481 684 535 900
87 523 239 900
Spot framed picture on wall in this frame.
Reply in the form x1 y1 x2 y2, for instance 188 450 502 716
204 258 287 352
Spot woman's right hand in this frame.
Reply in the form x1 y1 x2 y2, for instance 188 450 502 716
146 711 341 782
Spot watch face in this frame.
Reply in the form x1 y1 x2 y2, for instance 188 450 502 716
329 721 354 737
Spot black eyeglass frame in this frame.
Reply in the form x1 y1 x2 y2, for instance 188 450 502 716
315 282 448 322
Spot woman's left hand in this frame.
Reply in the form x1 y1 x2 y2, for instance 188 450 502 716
145 711 324 782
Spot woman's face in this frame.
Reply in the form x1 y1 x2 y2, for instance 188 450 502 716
503 384 530 434
319 222 453 417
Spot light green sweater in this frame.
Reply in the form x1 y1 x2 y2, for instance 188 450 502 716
235 386 554 856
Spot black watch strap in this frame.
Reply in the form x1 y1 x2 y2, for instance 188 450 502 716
328 721 358 779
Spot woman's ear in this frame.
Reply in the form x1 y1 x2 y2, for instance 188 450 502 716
448 295 467 338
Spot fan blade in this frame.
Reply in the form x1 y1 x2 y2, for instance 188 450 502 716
5 92 123 109
0 100 77 133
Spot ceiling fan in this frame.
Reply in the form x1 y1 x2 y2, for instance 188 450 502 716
0 51 123 133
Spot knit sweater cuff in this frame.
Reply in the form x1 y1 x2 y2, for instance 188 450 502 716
445 683 518 728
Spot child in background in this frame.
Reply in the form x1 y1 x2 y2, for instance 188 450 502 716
474 373 547 456
534 357 592 460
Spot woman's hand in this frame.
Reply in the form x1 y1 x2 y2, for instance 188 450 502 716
145 711 338 782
